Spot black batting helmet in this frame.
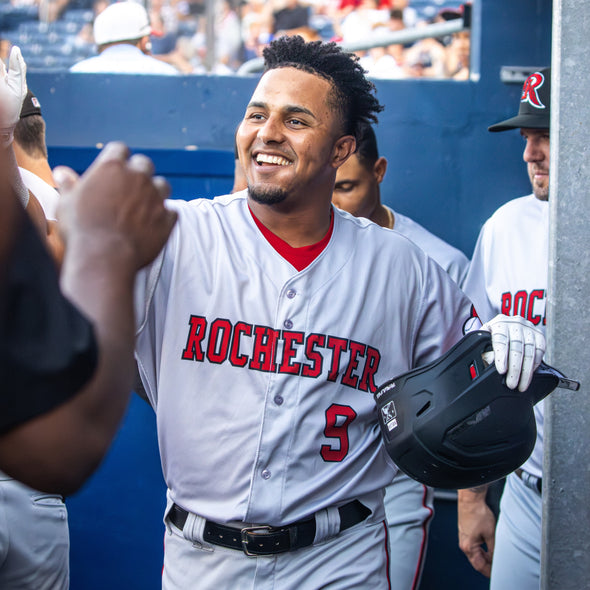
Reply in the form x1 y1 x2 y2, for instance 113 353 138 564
375 330 579 489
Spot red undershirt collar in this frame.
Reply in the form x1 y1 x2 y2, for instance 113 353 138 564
248 205 334 271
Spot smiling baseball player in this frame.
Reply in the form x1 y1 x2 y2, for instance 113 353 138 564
133 36 545 589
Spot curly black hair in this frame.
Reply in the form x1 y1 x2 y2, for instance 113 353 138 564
354 121 380 167
262 35 384 141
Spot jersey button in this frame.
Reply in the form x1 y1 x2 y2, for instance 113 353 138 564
274 395 284 405
261 469 271 480
286 289 296 299
283 319 293 329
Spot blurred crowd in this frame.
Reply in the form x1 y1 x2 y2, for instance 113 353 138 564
1 0 470 78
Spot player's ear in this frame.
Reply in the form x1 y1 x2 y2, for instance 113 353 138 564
139 36 151 54
332 135 356 169
373 157 387 184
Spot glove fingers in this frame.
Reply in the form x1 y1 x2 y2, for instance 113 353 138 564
520 329 546 391
7 46 27 100
505 321 524 389
489 321 509 377
517 325 536 391
483 314 547 391
534 333 545 368
481 350 495 367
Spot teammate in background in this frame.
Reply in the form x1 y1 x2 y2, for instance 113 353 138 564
457 67 551 590
333 122 469 285
0 90 70 590
130 35 543 589
0 46 177 498
69 1 180 75
332 121 469 588
0 48 47 252
14 88 65 265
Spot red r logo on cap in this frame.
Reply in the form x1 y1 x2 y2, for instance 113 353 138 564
521 72 546 109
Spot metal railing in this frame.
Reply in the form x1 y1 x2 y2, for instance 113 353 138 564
237 15 469 76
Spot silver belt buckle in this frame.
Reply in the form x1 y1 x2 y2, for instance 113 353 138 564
241 525 275 556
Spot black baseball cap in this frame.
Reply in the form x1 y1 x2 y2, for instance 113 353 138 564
488 67 550 132
20 89 42 119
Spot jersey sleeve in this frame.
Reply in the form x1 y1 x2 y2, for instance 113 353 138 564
134 247 166 335
411 255 480 368
461 223 497 323
133 240 169 408
0 212 98 434
133 200 184 407
134 199 183 335
448 254 470 289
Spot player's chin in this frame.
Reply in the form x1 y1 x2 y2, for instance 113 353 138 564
248 184 289 205
533 183 549 201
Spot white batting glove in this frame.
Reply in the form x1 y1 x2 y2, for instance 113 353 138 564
481 314 546 392
0 46 27 145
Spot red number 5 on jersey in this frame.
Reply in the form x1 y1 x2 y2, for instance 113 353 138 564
321 404 357 462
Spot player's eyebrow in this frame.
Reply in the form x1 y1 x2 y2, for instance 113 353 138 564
246 100 267 110
246 101 317 120
283 105 316 119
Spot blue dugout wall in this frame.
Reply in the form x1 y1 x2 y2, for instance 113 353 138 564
25 1 552 588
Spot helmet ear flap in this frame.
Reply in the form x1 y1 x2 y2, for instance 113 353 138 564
374 331 569 490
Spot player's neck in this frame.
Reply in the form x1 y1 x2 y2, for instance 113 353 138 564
372 204 394 229
15 151 57 188
248 199 333 248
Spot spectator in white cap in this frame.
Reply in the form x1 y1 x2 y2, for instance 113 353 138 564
70 1 180 75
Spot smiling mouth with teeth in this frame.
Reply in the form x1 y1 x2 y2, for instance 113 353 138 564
256 153 292 166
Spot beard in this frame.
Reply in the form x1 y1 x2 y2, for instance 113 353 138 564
248 184 288 205
529 165 549 201
533 186 549 201
532 179 549 201
530 175 549 201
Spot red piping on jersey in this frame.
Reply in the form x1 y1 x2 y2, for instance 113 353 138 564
161 534 166 578
410 484 434 590
249 205 334 271
383 520 392 590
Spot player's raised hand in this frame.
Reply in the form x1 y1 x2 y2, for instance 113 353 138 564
481 314 545 392
54 142 177 271
0 46 27 141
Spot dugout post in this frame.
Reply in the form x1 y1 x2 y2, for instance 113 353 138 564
542 1 590 588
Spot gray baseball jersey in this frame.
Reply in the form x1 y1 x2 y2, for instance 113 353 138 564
390 208 470 287
134 191 476 588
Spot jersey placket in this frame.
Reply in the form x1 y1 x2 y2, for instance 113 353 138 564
246 278 307 525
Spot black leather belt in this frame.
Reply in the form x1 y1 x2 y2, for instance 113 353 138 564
515 468 542 493
169 500 371 556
